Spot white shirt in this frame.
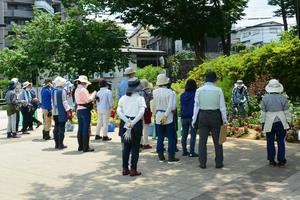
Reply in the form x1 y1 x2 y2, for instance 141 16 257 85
117 93 146 125
192 82 227 124
96 87 113 111
152 87 175 125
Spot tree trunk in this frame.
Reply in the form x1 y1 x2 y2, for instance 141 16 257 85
193 33 205 64
221 26 232 56
281 0 288 31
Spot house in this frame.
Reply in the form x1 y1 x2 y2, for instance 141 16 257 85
232 21 284 46
128 26 151 48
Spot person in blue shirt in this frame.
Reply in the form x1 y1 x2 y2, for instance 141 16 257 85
231 80 250 119
29 87 42 131
118 67 136 100
41 79 53 140
19 82 33 134
180 79 198 157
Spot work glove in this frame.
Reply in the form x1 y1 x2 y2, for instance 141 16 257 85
160 116 168 125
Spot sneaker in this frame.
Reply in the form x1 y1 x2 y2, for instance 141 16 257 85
269 160 277 167
168 155 180 163
95 135 102 140
158 153 166 162
182 151 189 156
189 153 199 157
103 136 112 141
11 133 20 138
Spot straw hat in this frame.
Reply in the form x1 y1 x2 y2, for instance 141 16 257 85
75 75 91 85
265 79 284 93
124 67 136 75
22 81 32 89
156 74 170 86
53 76 67 87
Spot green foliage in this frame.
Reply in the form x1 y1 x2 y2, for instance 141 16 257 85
0 79 9 91
0 10 128 80
135 65 164 85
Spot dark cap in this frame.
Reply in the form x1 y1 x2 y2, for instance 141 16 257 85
44 79 52 84
126 78 142 93
205 71 218 82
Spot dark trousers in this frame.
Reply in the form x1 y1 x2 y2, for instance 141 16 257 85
53 116 66 148
16 112 20 132
29 108 41 128
266 121 286 162
77 109 91 151
21 107 32 132
198 110 223 166
156 123 176 155
231 102 246 119
181 118 196 154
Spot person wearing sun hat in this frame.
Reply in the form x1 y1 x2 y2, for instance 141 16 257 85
260 79 292 167
118 67 136 100
152 74 179 163
117 77 146 176
192 71 227 169
75 75 97 152
19 81 33 134
51 76 72 149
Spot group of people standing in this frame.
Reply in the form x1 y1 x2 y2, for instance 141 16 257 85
4 66 292 177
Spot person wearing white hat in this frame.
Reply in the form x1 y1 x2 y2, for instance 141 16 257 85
75 75 96 152
260 79 292 167
11 78 21 132
152 74 179 163
231 80 250 119
52 76 72 149
118 67 136 100
19 81 33 134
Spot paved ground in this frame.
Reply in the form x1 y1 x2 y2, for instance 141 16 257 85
0 111 300 200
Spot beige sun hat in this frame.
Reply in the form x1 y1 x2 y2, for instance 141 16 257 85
75 75 91 85
22 81 32 89
156 74 170 86
124 67 136 75
53 76 67 87
265 79 284 93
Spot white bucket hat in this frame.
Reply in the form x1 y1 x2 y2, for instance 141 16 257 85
124 67 136 75
265 79 284 93
156 74 170 86
53 76 67 87
75 75 91 85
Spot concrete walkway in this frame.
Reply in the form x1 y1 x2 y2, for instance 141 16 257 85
0 111 299 200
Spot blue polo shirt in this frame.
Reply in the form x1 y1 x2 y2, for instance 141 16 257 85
41 87 52 110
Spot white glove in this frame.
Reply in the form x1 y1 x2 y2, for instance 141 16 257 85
123 121 132 142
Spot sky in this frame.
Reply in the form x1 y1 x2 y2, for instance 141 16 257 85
96 0 297 35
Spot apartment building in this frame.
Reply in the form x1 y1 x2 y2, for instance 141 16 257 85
0 0 63 49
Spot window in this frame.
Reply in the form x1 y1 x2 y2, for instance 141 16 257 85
7 3 32 11
141 39 148 47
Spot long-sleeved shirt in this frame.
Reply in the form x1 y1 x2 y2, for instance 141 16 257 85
52 87 70 116
20 89 32 106
231 85 250 104
118 78 129 100
75 84 96 110
41 86 52 110
152 87 176 125
117 93 146 125
192 82 227 124
96 87 113 111
180 91 195 119
260 93 292 132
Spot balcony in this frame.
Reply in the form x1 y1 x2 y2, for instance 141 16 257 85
34 0 54 14
5 9 33 18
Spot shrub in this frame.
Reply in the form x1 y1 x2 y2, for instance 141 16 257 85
136 65 164 85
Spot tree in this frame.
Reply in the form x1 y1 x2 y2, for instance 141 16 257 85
62 0 248 62
268 0 296 31
0 10 129 80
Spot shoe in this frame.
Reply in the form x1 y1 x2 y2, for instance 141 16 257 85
22 132 30 135
216 164 224 169
44 131 52 140
78 147 83 151
11 133 20 138
189 153 199 157
199 164 206 169
103 136 112 141
182 151 189 156
58 145 68 150
278 161 286 168
168 154 180 163
36 122 42 129
175 148 179 152
130 169 142 177
7 133 12 138
122 168 130 176
269 160 277 166
158 153 166 162
143 144 152 149
83 148 95 152
95 135 102 140
28 127 33 131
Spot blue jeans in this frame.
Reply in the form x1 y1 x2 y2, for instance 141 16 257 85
232 102 246 119
77 109 91 137
266 121 286 162
156 123 176 155
181 118 196 154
